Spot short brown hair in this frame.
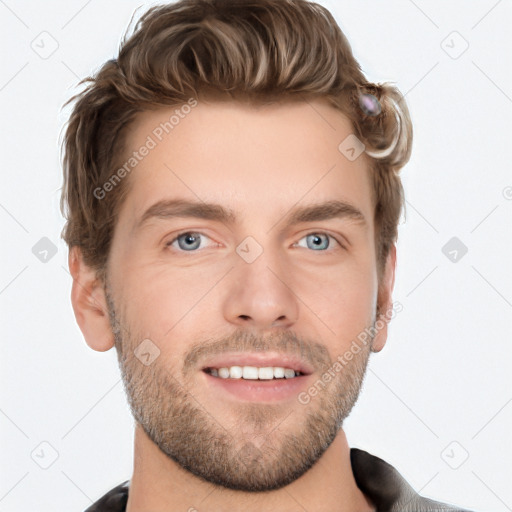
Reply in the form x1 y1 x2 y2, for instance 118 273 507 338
60 0 412 284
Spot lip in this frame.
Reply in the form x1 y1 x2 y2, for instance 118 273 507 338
202 369 312 402
200 352 314 375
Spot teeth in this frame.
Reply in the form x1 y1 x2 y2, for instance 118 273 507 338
273 366 284 378
229 366 243 379
242 366 259 379
284 368 296 378
218 367 230 379
258 367 274 380
208 365 302 379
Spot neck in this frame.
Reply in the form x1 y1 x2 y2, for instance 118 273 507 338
126 425 375 512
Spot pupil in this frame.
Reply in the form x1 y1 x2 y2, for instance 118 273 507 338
309 234 327 249
179 233 200 250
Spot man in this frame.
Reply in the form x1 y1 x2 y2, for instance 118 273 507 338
61 0 474 510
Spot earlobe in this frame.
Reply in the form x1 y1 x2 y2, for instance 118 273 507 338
371 244 397 353
69 247 115 352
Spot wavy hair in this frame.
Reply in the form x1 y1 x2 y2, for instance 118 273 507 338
60 0 412 283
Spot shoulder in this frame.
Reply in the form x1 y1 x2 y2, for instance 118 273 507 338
350 448 475 511
84 480 129 512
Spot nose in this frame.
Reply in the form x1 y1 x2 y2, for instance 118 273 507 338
221 246 300 331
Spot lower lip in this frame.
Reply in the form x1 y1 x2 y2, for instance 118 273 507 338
202 370 311 402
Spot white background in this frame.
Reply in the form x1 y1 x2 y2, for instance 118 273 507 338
0 0 511 510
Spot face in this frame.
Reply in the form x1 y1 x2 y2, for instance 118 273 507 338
102 98 389 492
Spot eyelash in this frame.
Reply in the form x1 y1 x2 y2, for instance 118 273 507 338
165 230 345 252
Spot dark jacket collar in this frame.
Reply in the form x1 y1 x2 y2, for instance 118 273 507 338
85 448 473 511
350 448 472 511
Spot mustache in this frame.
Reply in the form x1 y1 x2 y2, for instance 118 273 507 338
182 328 332 375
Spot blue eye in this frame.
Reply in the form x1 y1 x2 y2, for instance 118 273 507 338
167 232 206 251
296 233 337 251
166 231 341 253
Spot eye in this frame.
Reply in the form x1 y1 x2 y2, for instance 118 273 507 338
165 231 212 252
295 232 341 251
165 231 343 253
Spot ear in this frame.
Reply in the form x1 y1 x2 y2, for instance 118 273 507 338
68 246 115 352
371 243 397 353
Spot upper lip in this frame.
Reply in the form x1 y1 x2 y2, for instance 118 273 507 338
201 352 314 375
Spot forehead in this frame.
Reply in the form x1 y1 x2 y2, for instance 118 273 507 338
117 98 374 231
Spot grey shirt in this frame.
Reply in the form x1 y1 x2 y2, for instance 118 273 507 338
84 448 474 511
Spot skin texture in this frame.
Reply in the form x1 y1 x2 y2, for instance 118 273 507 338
69 98 396 512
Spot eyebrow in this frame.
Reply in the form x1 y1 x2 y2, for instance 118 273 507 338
134 198 367 232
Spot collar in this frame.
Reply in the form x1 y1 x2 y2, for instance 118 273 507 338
85 448 471 511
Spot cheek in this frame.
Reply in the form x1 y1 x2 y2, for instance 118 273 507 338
116 259 225 342
303 256 377 344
